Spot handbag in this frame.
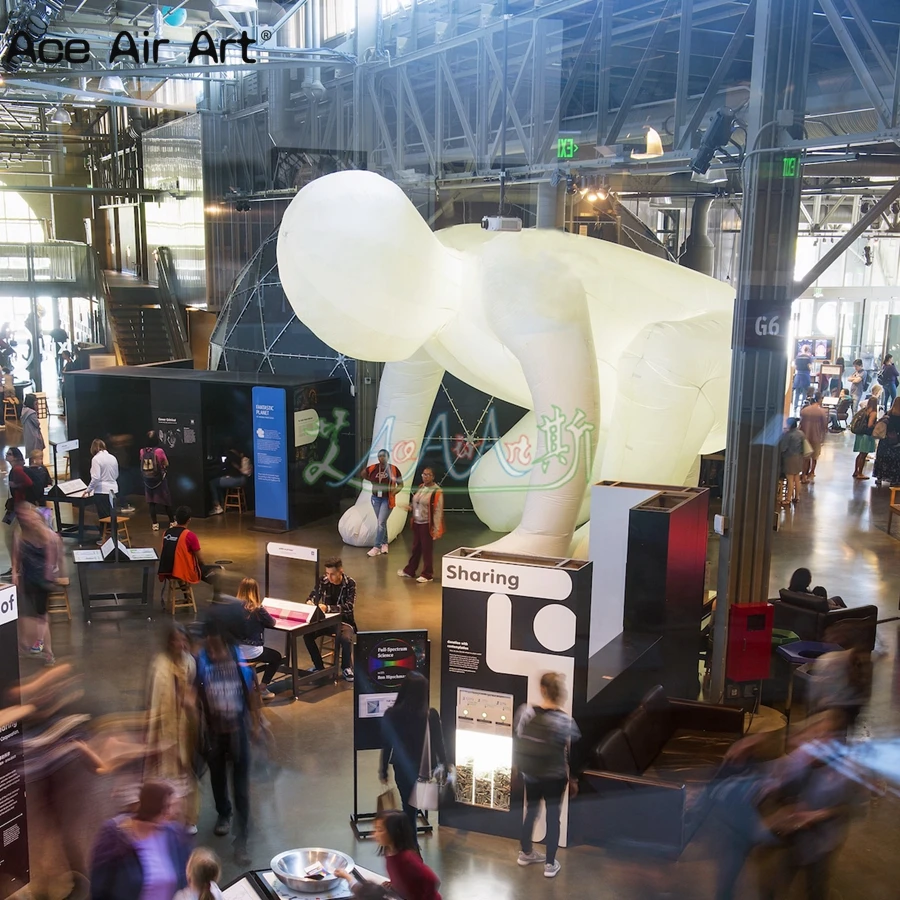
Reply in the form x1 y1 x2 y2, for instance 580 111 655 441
377 786 399 813
801 437 814 457
409 719 441 811
873 416 889 440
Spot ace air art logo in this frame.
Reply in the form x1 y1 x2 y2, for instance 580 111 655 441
2 28 259 72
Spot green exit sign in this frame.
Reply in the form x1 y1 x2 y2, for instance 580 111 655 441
782 155 799 178
557 137 579 159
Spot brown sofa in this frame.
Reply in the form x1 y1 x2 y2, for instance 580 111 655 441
772 589 878 651
573 685 744 855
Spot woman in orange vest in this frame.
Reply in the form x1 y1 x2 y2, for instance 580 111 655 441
364 448 403 557
398 467 444 583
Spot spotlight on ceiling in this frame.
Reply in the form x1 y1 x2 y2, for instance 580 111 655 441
0 0 64 74
49 106 71 126
690 108 737 175
98 74 126 93
632 126 664 160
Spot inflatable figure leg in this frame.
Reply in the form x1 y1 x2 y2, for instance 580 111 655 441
339 350 445 547
479 242 599 557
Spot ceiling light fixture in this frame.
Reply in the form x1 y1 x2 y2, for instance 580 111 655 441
632 126 664 160
690 108 737 175
211 0 258 12
49 106 71 125
98 74 125 92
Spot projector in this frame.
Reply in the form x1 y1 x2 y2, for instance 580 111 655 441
481 216 523 232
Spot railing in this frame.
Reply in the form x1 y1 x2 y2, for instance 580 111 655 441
156 246 191 360
0 241 100 291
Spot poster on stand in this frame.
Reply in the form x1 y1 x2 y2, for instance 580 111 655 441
252 386 288 529
353 631 429 752
0 584 29 896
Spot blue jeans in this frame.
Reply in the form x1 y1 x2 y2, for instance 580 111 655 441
371 496 390 547
885 383 897 410
210 474 246 506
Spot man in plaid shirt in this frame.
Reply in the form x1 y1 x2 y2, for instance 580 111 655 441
304 556 358 682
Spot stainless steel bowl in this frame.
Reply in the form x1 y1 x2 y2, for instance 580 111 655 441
271 848 355 894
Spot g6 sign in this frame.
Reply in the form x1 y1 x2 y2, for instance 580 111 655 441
754 315 780 337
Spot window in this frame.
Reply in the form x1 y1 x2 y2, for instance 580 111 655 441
0 185 44 242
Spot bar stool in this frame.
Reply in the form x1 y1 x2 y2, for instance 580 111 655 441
47 578 72 620
164 579 197 616
99 516 132 547
224 486 246 513
2 398 17 424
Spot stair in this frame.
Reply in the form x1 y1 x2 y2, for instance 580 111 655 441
105 282 178 366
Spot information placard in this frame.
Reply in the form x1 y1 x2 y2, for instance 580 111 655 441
353 630 429 752
252 386 289 526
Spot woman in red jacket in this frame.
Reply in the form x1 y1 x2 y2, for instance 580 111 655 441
338 809 441 900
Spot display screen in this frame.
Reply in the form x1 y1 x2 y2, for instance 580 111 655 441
795 338 832 360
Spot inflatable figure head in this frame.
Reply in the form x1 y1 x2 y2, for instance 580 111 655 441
277 170 454 361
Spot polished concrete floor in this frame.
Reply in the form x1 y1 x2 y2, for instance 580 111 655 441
4 420 900 899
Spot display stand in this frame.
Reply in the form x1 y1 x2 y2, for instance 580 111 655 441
350 630 430 840
0 583 29 896
221 865 390 899
264 541 319 595
47 474 99 545
75 529 158 623
263 599 341 700
50 438 78 483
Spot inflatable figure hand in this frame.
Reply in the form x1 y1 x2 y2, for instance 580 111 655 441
338 494 410 547
338 500 378 547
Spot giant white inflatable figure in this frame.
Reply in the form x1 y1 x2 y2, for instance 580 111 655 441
277 171 734 557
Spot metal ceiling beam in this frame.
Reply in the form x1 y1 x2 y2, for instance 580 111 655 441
819 0 891 126
604 0 677 146
536 0 607 162
795 178 900 293
400 67 435 173
675 0 756 150
485 39 531 166
438 55 478 161
842 0 894 83
674 0 693 147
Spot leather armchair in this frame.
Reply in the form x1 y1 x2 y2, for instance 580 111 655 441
771 590 877 651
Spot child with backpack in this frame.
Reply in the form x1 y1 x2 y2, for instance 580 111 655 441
141 431 173 531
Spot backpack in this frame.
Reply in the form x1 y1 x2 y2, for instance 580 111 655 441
850 407 870 435
239 455 253 477
141 447 163 485
863 370 872 390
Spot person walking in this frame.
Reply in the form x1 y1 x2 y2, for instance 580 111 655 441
792 345 813 412
398 468 444 584
21 393 45 459
13 501 62 666
235 576 282 701
89 779 191 900
848 359 868 412
379 671 446 845
141 431 173 531
880 353 899 411
874 397 900 486
304 556 358 683
195 619 258 866
852 396 878 479
799 393 828 483
778 418 806 505
87 438 120 520
2 447 32 578
514 672 581 879
364 449 403 557
337 810 442 900
145 623 200 835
